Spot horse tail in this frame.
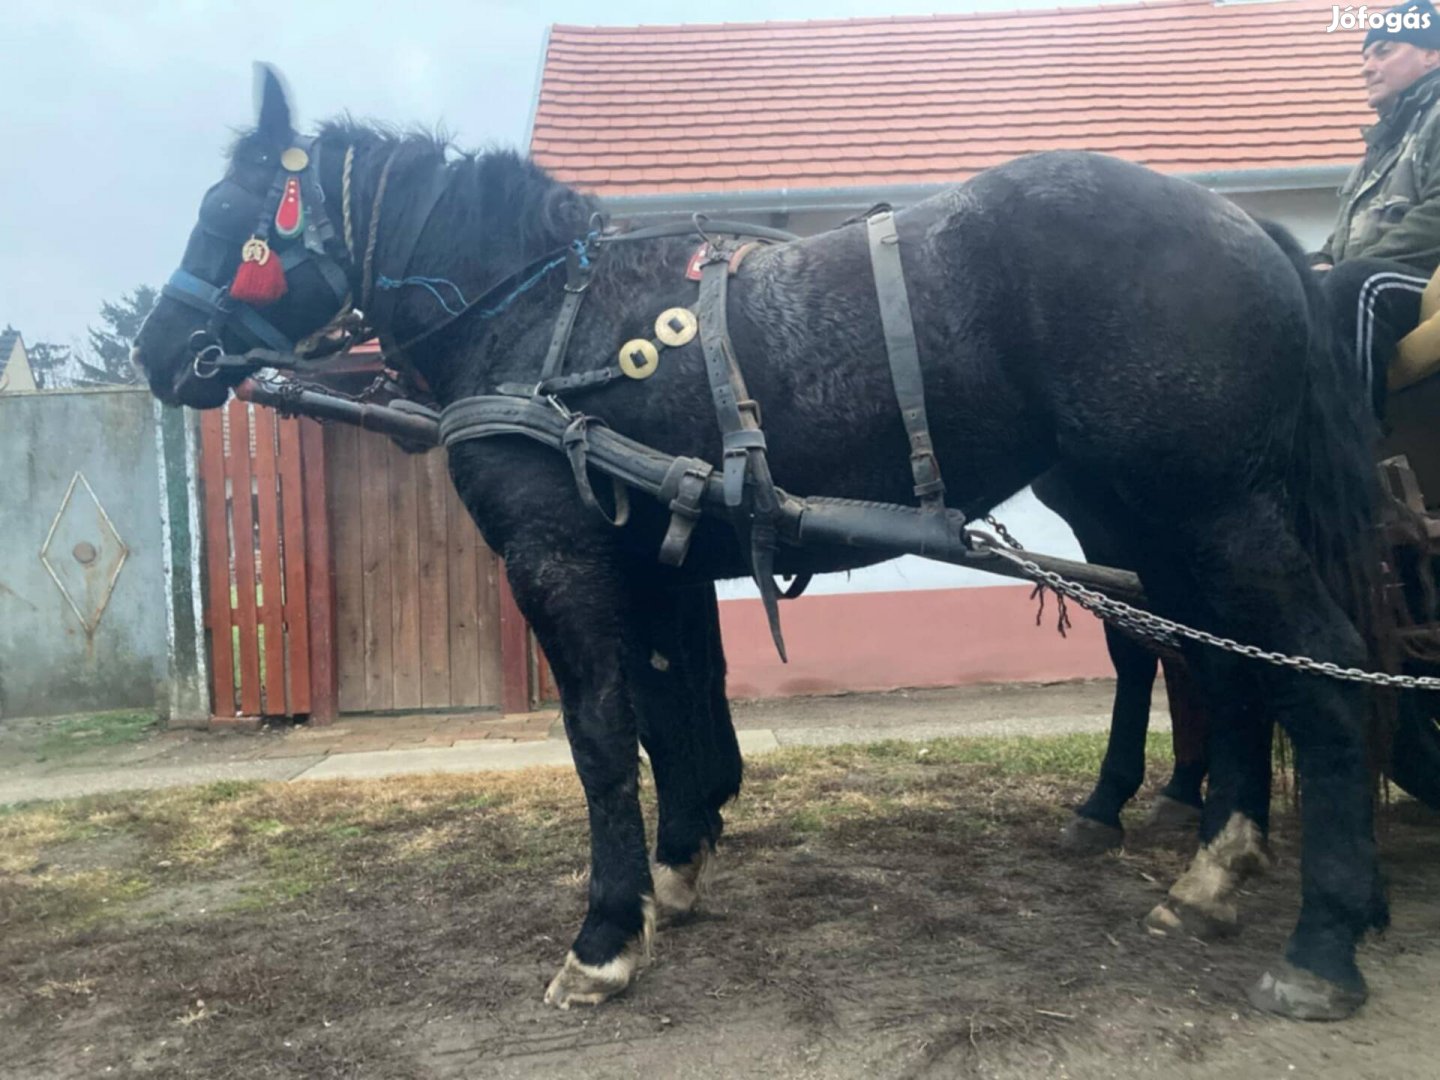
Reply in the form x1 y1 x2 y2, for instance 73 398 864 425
1256 219 1392 711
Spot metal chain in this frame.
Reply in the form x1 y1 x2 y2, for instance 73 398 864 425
260 376 308 418
985 514 1075 636
970 533 1440 691
983 514 1025 550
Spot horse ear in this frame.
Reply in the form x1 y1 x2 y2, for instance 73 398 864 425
253 62 294 140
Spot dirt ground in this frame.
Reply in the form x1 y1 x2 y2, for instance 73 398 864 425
3 734 1440 1080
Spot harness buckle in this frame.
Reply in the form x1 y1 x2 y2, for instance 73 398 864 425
564 240 594 294
910 449 946 500
667 465 709 518
657 457 714 567
544 393 573 420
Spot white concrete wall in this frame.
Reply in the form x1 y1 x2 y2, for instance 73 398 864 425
1227 187 1344 252
717 185 1343 601
0 389 170 718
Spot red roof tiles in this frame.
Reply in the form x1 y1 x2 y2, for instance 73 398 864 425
529 0 1373 196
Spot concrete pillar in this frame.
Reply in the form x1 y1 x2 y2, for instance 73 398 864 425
154 401 210 726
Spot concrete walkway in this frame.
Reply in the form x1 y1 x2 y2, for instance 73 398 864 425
0 680 1163 807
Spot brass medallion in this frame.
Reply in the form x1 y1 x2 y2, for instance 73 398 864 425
280 146 311 173
240 236 273 265
654 307 698 348
619 339 660 380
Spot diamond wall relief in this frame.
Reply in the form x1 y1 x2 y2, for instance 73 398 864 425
39 471 130 634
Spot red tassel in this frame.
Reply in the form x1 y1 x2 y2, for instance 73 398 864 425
230 237 287 306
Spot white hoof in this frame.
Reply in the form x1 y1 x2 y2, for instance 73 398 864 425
653 845 712 920
1149 812 1271 941
543 897 654 1009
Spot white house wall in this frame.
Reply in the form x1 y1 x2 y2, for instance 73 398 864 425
1226 187 1345 251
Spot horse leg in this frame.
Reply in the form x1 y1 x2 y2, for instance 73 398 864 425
1141 509 1383 1018
493 544 656 1008
1144 654 1272 940
1143 655 1208 830
630 579 742 921
1061 625 1159 853
1249 654 1385 1019
1036 467 1168 854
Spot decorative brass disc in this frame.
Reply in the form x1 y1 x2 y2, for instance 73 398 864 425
654 307 698 348
619 339 660 379
280 146 311 173
241 236 272 265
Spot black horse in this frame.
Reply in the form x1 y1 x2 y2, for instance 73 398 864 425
134 69 1389 1020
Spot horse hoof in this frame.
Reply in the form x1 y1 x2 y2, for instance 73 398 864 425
544 899 654 1009
544 947 644 1009
1247 962 1366 1021
653 846 711 922
1142 794 1203 831
1060 814 1124 855
1143 897 1238 941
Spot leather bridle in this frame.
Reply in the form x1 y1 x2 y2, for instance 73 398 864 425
162 135 362 381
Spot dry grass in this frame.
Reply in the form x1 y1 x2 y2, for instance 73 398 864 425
0 732 1175 944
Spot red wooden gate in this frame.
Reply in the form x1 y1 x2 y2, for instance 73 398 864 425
199 401 324 720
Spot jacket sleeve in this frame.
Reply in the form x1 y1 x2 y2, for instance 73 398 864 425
1360 112 1440 275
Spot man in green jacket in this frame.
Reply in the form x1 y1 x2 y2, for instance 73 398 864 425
1317 0 1440 412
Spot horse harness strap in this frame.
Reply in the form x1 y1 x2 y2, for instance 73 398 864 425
541 245 596 382
432 394 977 599
489 223 792 402
656 456 716 565
865 209 949 525
535 231 801 658
439 224 807 659
698 251 792 659
561 416 632 527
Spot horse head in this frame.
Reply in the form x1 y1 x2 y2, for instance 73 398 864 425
134 65 362 408
135 64 598 411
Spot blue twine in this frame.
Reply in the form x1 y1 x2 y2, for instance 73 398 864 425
477 255 567 319
375 274 469 317
375 252 568 322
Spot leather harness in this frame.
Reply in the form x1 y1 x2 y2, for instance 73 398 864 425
440 205 955 660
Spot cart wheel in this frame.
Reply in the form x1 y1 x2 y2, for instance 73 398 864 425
1389 697 1440 810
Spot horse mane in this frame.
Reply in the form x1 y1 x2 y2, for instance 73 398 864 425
314 118 595 256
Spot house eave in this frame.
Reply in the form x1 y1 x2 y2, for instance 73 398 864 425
594 165 1350 220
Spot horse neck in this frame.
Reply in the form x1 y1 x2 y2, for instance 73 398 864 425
327 137 586 395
